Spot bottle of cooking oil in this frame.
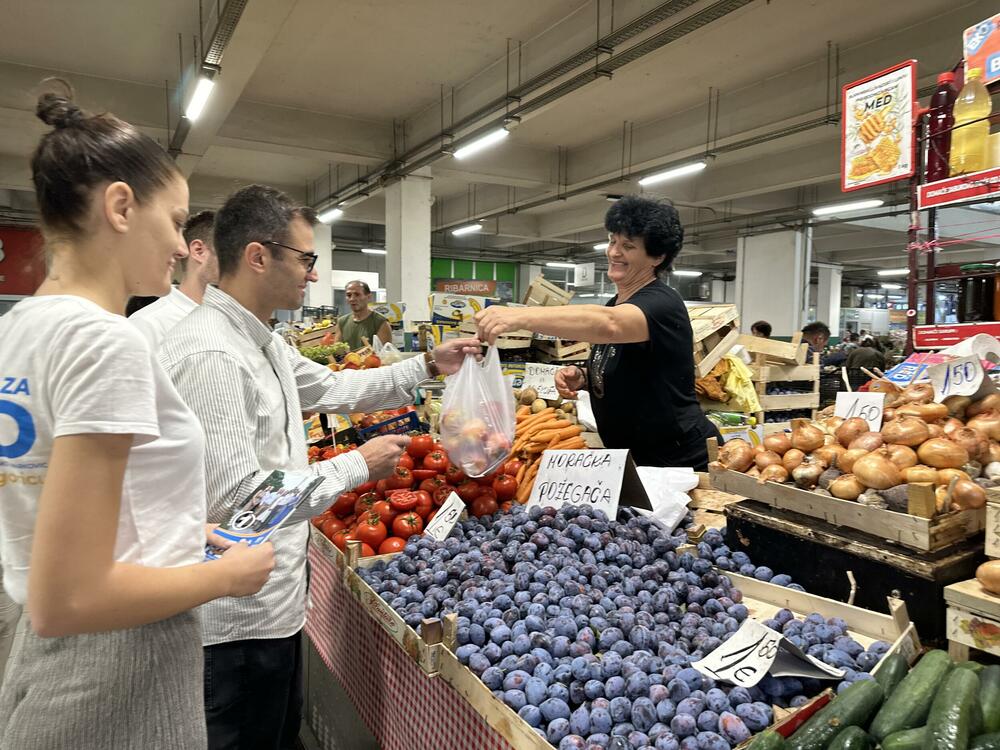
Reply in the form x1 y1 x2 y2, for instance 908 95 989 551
949 68 992 176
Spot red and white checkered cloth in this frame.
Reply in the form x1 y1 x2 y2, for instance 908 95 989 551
305 543 518 750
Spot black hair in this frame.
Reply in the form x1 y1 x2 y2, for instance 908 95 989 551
751 320 772 337
346 280 371 294
604 195 684 274
214 184 318 277
30 79 181 237
802 321 831 338
125 295 159 316
178 210 215 272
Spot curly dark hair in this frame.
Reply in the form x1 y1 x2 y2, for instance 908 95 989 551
604 195 684 274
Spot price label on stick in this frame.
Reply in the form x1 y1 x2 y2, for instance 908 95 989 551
928 354 995 402
520 362 563 401
834 391 886 431
423 492 465 542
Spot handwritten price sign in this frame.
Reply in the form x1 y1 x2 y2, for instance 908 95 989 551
423 492 465 542
928 355 993 402
834 392 886 431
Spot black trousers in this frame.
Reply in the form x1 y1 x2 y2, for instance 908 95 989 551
204 631 303 750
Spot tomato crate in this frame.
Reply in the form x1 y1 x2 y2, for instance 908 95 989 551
356 411 426 442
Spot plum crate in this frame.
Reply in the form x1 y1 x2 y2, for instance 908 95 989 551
749 350 820 435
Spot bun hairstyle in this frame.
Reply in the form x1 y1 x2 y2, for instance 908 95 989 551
30 78 180 236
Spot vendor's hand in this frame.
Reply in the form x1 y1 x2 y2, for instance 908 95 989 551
357 434 411 481
431 337 482 374
555 366 586 399
474 306 527 345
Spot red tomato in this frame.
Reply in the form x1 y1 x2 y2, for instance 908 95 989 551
396 453 415 471
360 543 376 557
445 464 467 486
470 495 499 518
320 517 345 539
502 458 523 477
378 537 407 555
426 508 437 523
499 501 513 512
423 451 450 474
386 467 413 491
331 491 357 517
432 486 453 507
493 474 518 502
420 476 448 495
392 512 424 538
370 500 394 526
355 515 387 548
354 491 379 517
411 469 437 483
407 434 435 460
413 490 433 519
375 479 390 497
477 487 497 502
388 490 419 512
331 529 351 552
475 471 496 487
456 480 481 503
355 481 377 494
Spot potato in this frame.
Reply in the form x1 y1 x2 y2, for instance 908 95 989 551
546 397 563 408
521 387 538 405
512 389 521 402
531 399 547 414
560 402 575 414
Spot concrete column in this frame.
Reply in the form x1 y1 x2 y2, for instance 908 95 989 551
518 264 542 303
816 264 843 337
384 168 432 325
735 229 808 337
309 221 333 309
710 279 726 303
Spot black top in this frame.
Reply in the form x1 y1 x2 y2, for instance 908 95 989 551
586 279 710 467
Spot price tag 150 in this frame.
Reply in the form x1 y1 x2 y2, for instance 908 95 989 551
928 355 988 401
423 492 465 542
834 391 886 432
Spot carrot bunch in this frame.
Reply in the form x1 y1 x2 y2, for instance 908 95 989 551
510 404 586 503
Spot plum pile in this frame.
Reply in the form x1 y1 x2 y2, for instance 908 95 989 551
355 505 888 749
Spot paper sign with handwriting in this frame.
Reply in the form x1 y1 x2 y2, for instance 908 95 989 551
834 392 886 431
929 354 996 402
520 362 564 401
423 492 465 542
526 449 629 517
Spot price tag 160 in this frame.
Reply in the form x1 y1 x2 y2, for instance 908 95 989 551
928 355 993 402
834 391 886 431
692 619 783 688
423 492 465 542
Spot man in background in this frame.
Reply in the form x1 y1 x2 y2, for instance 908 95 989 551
801 321 831 359
130 210 218 348
334 280 391 350
750 320 771 338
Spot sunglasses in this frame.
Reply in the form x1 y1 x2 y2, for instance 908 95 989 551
260 240 318 273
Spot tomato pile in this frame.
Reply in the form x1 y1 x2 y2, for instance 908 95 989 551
307 443 357 464
312 433 524 557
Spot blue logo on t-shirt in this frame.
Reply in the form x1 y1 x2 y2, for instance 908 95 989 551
0 400 36 459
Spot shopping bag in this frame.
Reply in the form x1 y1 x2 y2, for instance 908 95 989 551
440 346 516 477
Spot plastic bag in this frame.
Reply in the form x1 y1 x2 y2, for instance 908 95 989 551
720 355 761 414
439 346 516 477
373 336 403 365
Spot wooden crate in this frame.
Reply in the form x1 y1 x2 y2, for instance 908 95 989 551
689 303 740 378
987 498 1000 559
458 322 532 349
533 339 591 363
738 333 808 365
297 323 338 348
522 274 573 307
752 352 820 430
944 578 1000 660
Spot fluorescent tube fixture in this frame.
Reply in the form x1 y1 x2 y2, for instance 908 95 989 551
877 268 908 277
546 262 576 269
638 160 707 186
880 283 902 290
579 293 597 298
451 223 482 236
185 76 215 122
593 242 609 251
812 199 884 216
453 128 509 160
361 248 386 255
672 270 703 277
317 207 343 224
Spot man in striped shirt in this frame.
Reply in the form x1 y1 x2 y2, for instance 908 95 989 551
160 184 479 750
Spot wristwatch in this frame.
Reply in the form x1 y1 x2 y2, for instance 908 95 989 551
424 351 441 377
575 365 589 387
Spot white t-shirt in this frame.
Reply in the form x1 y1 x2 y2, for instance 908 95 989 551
0 295 206 605
129 287 197 350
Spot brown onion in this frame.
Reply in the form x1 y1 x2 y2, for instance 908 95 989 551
944 395 972 419
853 452 902 490
870 379 902 397
782 448 806 473
941 417 965 436
885 444 918 469
839 448 869 474
917 438 969 469
821 416 845 435
950 427 990 463
746 466 761 478
829 474 865 500
755 450 783 470
790 423 824 453
883 407 896 422
951 479 987 510
897 402 949 421
902 382 934 403
717 439 755 472
902 464 938 483
967 393 1000 418
881 417 930 447
937 468 971 486
763 433 792 456
849 432 884 452
792 462 824 489
758 464 789 484
989 442 1000 464
813 444 847 468
967 411 1000 441
927 424 945 439
835 417 869 448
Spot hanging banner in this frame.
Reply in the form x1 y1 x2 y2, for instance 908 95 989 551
841 60 917 193
434 279 496 295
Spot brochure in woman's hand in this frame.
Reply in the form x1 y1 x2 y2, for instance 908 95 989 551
205 470 325 560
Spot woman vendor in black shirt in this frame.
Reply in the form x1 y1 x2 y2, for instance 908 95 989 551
475 195 721 470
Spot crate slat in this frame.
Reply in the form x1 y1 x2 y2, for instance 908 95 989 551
987 500 1000 559
739 334 808 365
522 275 573 307
757 393 821 411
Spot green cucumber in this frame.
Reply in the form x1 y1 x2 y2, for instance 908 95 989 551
959 661 986 674
982 665 1000 734
971 733 1000 750
874 653 909 698
826 726 871 750
926 666 980 750
785 680 884 750
870 649 953 741
747 729 785 749
972 696 984 738
880 727 926 750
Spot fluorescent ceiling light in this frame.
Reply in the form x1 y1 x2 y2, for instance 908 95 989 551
451 222 482 236
593 242 609 251
579 293 597 298
638 160 707 186
185 76 215 122
812 199 884 216
672 270 703 277
453 128 508 160
546 261 576 268
361 248 386 255
880 283 902 290
318 207 343 224
877 268 908 277
605 195 623 202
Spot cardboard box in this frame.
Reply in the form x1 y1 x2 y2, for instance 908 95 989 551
965 14 1000 85
370 302 405 324
427 293 498 325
